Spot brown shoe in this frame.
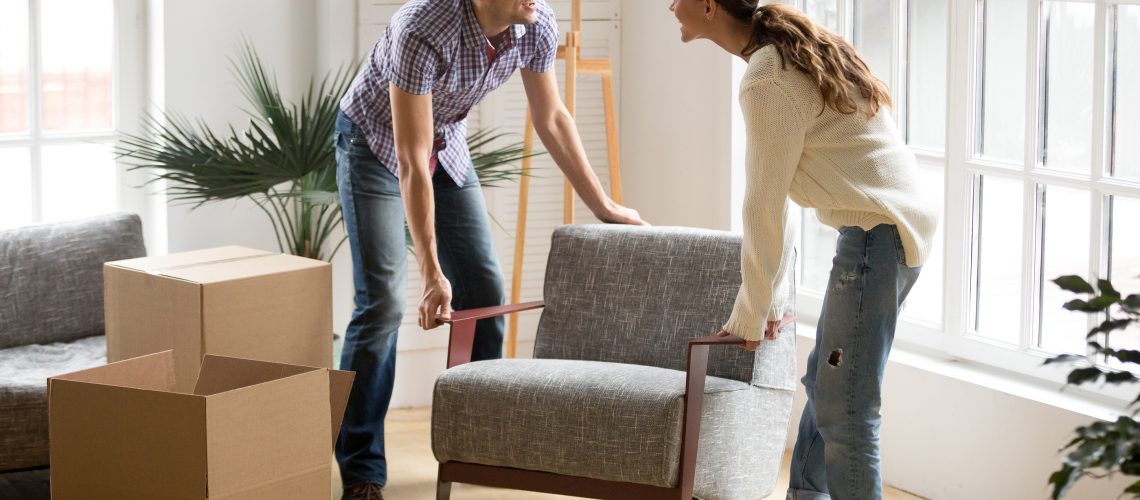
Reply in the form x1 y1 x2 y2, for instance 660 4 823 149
347 483 384 500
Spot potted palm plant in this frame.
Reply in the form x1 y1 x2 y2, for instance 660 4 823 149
117 43 538 261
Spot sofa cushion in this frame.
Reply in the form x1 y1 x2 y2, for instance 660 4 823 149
0 212 145 349
0 336 106 471
432 358 788 495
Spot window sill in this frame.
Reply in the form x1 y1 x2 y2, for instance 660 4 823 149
794 322 1127 422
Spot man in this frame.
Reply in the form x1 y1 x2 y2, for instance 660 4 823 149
334 0 647 498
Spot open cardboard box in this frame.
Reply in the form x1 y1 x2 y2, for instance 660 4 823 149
49 350 353 500
104 246 332 392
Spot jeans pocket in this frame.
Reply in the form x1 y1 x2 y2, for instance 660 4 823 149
345 131 376 160
892 226 907 266
347 131 368 147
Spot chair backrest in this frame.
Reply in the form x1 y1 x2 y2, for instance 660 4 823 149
0 212 146 349
534 225 795 387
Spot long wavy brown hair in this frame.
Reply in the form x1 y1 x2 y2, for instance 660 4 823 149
714 1 891 116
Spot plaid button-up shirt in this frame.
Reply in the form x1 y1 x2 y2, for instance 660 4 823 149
340 0 559 186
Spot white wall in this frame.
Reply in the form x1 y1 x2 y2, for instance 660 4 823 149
619 1 735 231
148 0 358 349
153 0 317 255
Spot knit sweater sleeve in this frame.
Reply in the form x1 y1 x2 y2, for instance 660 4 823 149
722 79 805 341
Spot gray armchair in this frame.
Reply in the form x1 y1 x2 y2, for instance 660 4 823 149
431 225 796 500
0 212 146 472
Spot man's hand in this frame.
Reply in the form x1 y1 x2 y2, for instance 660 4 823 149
419 275 453 330
596 201 648 226
716 314 796 351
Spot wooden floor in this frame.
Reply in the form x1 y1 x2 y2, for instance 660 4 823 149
335 407 924 500
0 407 922 499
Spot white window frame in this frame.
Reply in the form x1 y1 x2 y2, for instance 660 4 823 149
0 0 148 234
766 0 1140 406
949 0 1140 405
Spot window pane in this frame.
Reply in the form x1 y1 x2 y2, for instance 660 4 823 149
976 0 1027 163
1040 2 1094 174
0 0 29 134
1038 185 1090 354
902 165 944 324
905 0 947 151
0 148 33 230
1111 5 1140 181
972 175 1024 344
40 0 113 132
801 208 837 293
1107 196 1140 357
41 143 116 222
805 0 840 32
853 0 893 88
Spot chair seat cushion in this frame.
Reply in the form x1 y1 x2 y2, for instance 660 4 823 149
431 358 754 489
0 335 106 471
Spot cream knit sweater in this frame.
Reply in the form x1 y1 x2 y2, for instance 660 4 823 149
723 46 939 341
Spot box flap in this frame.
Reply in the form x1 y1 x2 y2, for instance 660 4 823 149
193 354 319 396
164 254 329 285
52 350 177 392
328 369 355 444
104 271 203 393
49 376 206 498
204 370 328 497
104 246 270 274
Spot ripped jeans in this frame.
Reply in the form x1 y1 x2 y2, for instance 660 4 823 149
787 224 921 500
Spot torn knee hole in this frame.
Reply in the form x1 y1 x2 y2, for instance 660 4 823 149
827 349 843 367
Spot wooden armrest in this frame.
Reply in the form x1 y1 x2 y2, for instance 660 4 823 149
437 301 545 324
439 301 545 369
679 330 745 498
688 332 746 347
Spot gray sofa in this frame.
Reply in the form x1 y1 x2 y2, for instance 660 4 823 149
0 212 145 472
432 225 797 500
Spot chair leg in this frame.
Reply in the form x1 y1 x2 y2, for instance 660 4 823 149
436 479 452 500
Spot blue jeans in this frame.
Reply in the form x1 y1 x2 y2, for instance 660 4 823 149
788 224 921 500
334 111 506 489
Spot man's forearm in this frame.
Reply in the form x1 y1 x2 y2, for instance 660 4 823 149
389 83 441 281
533 110 613 215
398 159 442 280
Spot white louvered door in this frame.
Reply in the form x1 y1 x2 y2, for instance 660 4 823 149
355 0 621 353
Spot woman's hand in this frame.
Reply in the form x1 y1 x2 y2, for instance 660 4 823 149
717 314 796 351
765 313 796 340
716 330 762 351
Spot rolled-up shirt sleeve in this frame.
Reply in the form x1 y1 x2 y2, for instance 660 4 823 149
384 28 442 95
526 8 559 73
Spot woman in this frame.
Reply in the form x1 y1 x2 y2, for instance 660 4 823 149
669 1 938 499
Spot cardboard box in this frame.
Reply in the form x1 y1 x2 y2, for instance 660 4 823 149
105 246 332 391
49 350 354 500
